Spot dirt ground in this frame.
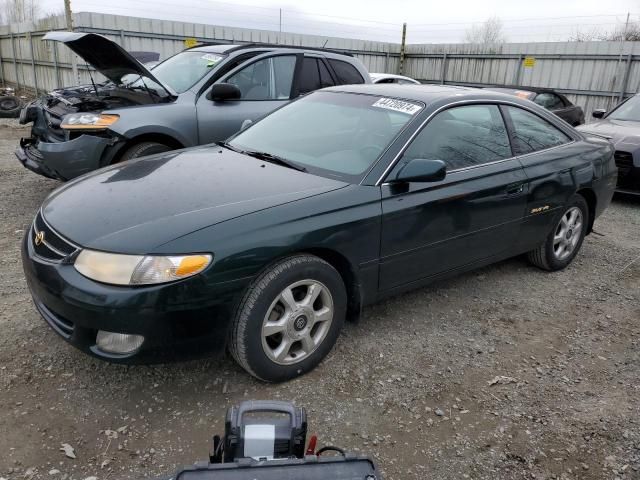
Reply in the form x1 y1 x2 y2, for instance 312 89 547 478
0 119 638 480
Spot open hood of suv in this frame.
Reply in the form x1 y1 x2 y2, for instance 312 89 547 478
43 31 175 96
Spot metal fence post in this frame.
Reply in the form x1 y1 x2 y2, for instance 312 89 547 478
440 53 448 84
513 53 523 85
10 33 19 91
398 23 406 75
618 54 632 101
53 42 61 89
384 51 389 73
28 32 38 94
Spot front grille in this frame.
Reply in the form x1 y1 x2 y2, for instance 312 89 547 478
36 300 74 339
32 211 78 262
615 151 633 168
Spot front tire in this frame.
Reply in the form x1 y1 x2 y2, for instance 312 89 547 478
118 141 172 161
229 255 347 382
527 194 589 271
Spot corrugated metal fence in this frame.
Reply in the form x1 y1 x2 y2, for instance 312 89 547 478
0 12 399 94
0 12 639 121
405 42 640 119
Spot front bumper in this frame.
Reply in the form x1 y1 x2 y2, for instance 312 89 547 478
21 229 248 364
16 134 113 181
615 164 640 195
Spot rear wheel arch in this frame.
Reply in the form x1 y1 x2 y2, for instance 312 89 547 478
576 188 596 234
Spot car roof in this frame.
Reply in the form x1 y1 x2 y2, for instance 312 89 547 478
484 85 559 95
370 73 415 80
187 43 354 57
322 83 524 105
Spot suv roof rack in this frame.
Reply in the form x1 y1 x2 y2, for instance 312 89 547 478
188 42 353 57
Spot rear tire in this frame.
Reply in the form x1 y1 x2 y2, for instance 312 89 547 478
527 194 589 271
229 254 347 382
118 141 173 162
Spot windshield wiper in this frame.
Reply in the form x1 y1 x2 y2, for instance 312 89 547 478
216 142 307 172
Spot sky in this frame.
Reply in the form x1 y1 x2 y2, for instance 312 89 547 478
38 0 640 43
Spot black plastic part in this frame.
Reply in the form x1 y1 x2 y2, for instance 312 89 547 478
223 400 307 462
173 454 381 480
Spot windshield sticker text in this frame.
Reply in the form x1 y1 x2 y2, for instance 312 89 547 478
372 98 422 115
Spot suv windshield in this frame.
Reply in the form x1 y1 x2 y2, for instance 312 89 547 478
125 51 225 94
228 91 422 182
608 95 640 121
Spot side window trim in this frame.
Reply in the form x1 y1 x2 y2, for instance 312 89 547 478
500 104 575 158
318 57 338 85
376 99 578 186
219 52 301 102
397 103 512 173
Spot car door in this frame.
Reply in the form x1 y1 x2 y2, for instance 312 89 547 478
296 56 336 95
195 52 299 144
501 105 582 253
379 103 529 291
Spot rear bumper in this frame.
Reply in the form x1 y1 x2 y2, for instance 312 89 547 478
15 134 113 181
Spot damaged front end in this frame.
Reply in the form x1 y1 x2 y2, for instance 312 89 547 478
16 87 133 180
16 31 176 181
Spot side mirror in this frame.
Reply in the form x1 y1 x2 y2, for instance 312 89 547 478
592 108 606 119
393 158 446 183
207 83 241 102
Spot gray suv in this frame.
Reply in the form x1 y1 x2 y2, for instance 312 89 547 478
16 32 370 180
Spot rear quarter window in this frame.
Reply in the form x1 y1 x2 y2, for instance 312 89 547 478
328 59 365 85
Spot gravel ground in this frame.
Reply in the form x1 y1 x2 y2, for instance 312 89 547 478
0 119 638 480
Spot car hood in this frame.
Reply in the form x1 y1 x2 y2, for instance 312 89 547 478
42 32 174 95
42 146 348 253
577 118 640 147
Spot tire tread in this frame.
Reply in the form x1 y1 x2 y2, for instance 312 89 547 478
229 254 334 382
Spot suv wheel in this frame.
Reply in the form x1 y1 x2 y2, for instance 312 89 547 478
229 255 346 382
527 194 589 271
119 141 173 161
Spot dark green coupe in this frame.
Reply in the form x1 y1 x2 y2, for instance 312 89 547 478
22 84 617 382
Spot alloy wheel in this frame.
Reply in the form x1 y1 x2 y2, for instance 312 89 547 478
553 206 583 261
261 279 334 365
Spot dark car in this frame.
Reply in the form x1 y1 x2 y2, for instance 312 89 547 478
22 85 616 382
576 94 640 195
16 32 369 181
485 86 585 126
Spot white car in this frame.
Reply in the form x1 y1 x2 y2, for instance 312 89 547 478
369 73 420 85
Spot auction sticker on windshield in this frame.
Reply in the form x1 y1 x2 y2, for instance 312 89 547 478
372 98 422 115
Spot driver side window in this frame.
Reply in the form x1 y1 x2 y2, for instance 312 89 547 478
402 104 512 171
226 55 296 100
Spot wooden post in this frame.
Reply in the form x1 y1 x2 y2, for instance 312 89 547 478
28 32 38 94
440 53 447 84
11 33 19 90
64 0 79 84
398 23 406 75
619 53 632 101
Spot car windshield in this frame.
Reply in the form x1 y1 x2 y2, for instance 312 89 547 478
608 95 640 121
123 51 225 94
228 91 422 182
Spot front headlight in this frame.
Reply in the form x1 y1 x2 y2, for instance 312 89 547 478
61 113 119 130
74 249 212 285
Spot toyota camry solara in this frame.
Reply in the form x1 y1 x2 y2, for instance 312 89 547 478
22 84 617 382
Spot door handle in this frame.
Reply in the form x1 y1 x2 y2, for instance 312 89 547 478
505 183 524 196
